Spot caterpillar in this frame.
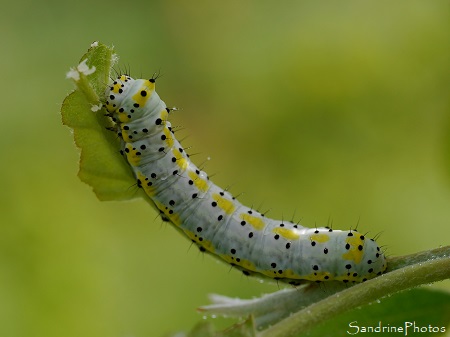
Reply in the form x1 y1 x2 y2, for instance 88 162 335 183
104 74 387 285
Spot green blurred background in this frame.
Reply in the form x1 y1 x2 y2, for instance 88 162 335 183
1 1 449 336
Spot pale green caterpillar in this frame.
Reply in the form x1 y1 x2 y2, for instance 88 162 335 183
104 74 387 285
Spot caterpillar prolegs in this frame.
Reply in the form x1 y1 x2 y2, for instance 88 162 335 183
104 75 387 285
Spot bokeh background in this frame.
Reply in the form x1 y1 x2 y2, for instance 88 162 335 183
1 1 449 336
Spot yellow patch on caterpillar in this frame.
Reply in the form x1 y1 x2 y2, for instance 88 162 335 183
131 80 154 107
342 233 365 264
172 148 188 170
212 193 235 215
111 75 128 93
239 213 265 230
272 227 300 240
121 125 138 142
117 111 131 123
136 171 156 196
310 233 330 243
221 255 256 271
105 102 115 112
163 127 174 148
303 271 333 282
159 109 169 122
188 170 209 192
111 83 121 94
125 144 141 166
283 269 300 279
153 199 181 226
335 272 362 282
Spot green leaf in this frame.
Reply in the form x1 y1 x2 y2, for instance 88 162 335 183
61 42 148 201
306 288 450 337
